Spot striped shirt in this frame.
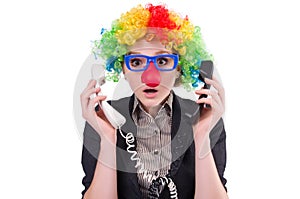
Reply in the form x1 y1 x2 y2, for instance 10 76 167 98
132 92 173 198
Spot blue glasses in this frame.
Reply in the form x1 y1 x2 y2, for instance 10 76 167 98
124 54 179 72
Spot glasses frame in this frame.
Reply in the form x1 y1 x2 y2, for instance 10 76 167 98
124 54 179 72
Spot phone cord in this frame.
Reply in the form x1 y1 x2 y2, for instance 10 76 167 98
148 176 178 199
119 128 178 199
119 128 158 182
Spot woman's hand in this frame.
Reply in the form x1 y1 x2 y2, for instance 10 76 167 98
193 76 225 156
80 79 116 144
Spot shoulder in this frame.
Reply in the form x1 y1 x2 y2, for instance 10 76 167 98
173 93 196 106
107 95 135 117
108 96 134 112
173 93 200 120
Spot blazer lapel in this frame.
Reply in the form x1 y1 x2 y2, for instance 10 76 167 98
169 94 200 176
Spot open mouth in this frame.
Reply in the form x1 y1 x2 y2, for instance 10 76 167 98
143 88 158 94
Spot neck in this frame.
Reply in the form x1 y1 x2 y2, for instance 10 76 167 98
142 94 170 118
146 104 163 118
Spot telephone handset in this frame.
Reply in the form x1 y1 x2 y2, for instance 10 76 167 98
91 64 126 129
198 60 214 109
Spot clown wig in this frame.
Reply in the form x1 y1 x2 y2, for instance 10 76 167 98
92 3 213 90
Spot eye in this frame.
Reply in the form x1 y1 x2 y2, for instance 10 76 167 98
157 57 168 66
130 58 143 67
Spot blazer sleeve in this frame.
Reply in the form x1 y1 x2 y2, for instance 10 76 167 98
210 118 228 191
81 122 101 198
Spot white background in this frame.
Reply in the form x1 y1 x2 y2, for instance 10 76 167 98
1 0 300 198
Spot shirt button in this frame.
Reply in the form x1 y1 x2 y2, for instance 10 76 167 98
154 149 159 155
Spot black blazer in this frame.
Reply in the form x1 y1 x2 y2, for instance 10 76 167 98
81 94 227 199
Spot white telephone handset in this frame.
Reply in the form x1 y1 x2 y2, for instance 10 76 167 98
91 64 126 129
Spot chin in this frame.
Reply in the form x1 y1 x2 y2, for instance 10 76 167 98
135 88 170 109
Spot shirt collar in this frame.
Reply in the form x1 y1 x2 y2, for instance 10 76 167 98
132 91 173 119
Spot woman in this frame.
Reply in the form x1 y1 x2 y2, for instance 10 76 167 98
80 3 228 199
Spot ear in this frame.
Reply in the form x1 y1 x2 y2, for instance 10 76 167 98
174 68 182 87
122 63 125 74
123 67 128 81
176 64 182 77
122 62 127 80
176 64 181 71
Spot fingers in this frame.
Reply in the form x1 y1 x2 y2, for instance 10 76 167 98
196 96 224 120
83 79 97 93
83 87 101 101
196 97 213 106
204 77 225 104
195 89 217 99
81 88 99 114
87 95 107 113
81 80 96 106
80 79 106 119
195 89 222 107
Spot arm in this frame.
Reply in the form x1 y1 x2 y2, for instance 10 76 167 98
194 120 228 199
194 150 228 199
80 80 118 199
194 77 228 198
83 134 117 198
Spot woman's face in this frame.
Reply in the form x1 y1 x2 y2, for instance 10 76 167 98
123 39 180 112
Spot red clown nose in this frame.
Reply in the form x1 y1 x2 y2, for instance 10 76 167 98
141 62 160 87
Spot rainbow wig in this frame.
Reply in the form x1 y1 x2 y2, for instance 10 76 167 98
92 3 213 90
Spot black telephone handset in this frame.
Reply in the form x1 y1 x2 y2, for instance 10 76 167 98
198 60 214 109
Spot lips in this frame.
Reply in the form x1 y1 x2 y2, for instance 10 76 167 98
143 88 158 98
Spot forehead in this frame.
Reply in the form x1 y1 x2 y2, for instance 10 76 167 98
128 36 169 53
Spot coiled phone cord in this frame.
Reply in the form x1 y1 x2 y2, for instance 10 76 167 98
119 128 157 182
119 128 178 199
148 176 178 199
